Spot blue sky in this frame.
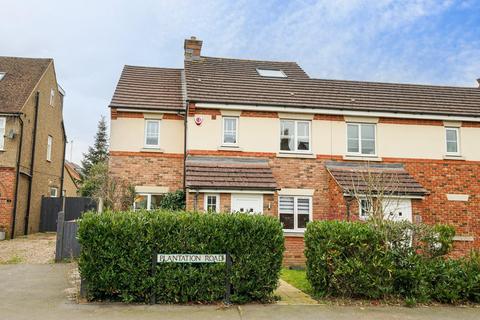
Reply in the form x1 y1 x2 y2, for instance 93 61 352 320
1 0 479 163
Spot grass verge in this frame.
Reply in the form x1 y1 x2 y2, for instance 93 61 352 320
280 268 312 294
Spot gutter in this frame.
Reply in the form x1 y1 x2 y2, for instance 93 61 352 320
24 91 40 235
10 115 24 239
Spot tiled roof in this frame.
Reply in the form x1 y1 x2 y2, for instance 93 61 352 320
326 161 428 197
185 56 480 118
109 65 184 110
0 57 52 113
186 156 278 190
65 161 82 182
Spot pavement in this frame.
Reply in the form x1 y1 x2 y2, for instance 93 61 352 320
276 279 317 305
0 263 479 320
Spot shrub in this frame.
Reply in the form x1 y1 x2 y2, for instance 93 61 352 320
158 190 185 210
78 210 284 304
305 220 479 304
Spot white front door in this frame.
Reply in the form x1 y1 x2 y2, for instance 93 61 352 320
382 199 412 222
231 194 263 214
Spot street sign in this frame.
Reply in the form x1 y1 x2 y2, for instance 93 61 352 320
157 254 226 263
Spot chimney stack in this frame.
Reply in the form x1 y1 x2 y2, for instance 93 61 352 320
184 36 203 61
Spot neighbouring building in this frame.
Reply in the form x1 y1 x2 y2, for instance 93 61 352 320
109 37 480 265
0 57 66 238
64 161 81 196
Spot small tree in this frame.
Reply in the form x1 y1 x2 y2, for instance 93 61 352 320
80 116 109 196
85 161 135 211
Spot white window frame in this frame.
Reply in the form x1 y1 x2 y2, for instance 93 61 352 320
204 194 220 213
49 187 58 197
222 117 238 146
358 198 372 220
256 68 287 78
0 72 5 81
46 135 52 162
50 88 55 106
133 193 163 211
346 123 377 156
279 119 311 153
144 119 161 149
445 127 460 156
0 117 5 150
278 196 312 232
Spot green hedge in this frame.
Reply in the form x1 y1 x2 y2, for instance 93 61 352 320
77 210 284 304
305 220 480 304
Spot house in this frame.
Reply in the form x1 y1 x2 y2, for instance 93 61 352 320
64 161 81 196
109 37 480 265
0 57 66 238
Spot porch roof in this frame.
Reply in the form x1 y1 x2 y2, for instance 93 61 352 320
326 161 428 197
185 156 278 191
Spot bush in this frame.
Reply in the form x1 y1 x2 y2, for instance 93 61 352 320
78 210 284 304
158 190 185 211
305 220 479 304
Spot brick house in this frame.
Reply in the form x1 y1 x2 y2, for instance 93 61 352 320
0 57 66 238
109 37 480 265
63 160 81 196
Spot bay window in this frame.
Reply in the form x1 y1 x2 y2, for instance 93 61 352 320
280 120 311 153
279 196 312 231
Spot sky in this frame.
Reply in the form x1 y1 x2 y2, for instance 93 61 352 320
1 0 479 164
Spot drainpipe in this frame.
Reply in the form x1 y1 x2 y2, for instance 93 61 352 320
193 190 199 211
183 101 189 193
11 115 24 239
59 121 66 202
345 195 354 221
24 91 40 235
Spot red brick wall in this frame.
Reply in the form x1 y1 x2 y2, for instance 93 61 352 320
284 236 305 266
109 152 184 191
0 167 16 237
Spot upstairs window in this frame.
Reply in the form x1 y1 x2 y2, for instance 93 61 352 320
0 117 5 150
279 196 312 232
445 127 460 156
222 117 238 146
144 120 160 148
50 89 55 106
347 123 376 156
256 68 287 78
280 120 311 153
0 72 5 81
47 135 52 161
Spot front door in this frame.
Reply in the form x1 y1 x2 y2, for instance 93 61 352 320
231 194 263 214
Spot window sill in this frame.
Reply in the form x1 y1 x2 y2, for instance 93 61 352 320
343 155 382 162
443 155 465 161
277 152 315 159
141 148 164 153
283 230 305 237
453 235 474 242
218 145 242 151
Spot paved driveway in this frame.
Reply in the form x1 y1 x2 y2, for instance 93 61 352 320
0 264 479 320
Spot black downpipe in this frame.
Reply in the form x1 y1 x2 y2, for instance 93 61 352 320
59 122 66 201
11 115 24 239
24 91 40 235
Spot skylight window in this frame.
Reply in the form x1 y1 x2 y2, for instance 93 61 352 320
0 72 5 81
256 68 287 78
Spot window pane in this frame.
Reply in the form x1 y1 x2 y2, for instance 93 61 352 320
361 139 375 155
280 214 294 229
347 139 359 153
297 214 310 229
447 141 458 153
280 121 294 151
347 124 359 139
361 124 375 140
134 195 147 210
297 198 310 214
279 196 294 213
150 194 163 210
297 122 309 137
446 129 457 142
206 195 217 212
146 121 159 146
297 138 309 151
